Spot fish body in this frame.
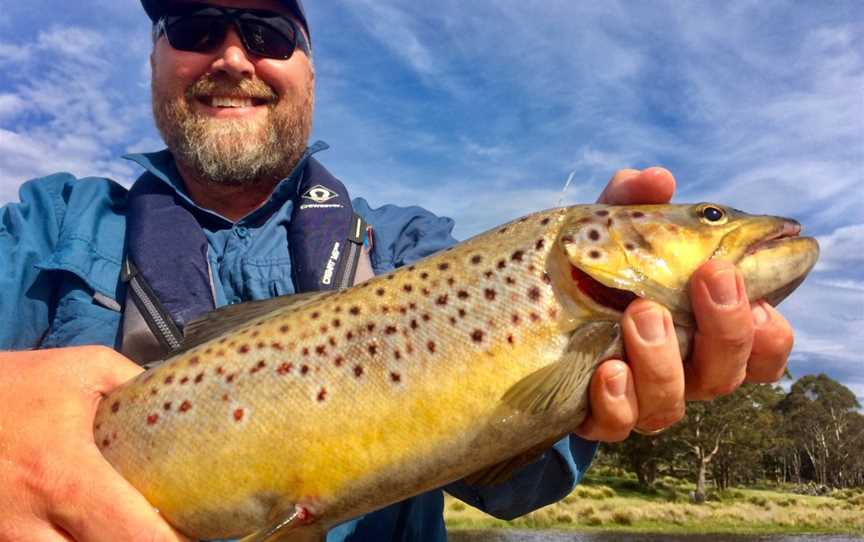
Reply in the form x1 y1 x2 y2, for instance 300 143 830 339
94 203 818 540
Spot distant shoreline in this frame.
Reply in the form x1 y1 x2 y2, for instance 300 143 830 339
444 476 864 536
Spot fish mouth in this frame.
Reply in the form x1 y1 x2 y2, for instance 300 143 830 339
570 265 636 313
742 219 802 257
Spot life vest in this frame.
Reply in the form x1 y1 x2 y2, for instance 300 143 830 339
119 146 372 365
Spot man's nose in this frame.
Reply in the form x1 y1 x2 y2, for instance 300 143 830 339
210 26 255 79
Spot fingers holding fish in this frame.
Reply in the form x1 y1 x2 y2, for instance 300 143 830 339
596 167 676 205
745 301 794 384
685 260 755 401
621 299 686 434
575 360 638 443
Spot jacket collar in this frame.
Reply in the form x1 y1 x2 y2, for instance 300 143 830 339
122 140 329 226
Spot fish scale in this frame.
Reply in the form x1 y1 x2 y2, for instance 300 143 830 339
93 203 818 541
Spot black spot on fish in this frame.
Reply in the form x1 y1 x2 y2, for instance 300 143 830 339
527 287 541 302
484 289 496 301
589 250 602 259
354 365 364 377
438 263 450 271
471 329 484 343
457 290 469 300
535 239 545 250
470 255 482 265
596 210 609 217
403 284 413 293
541 217 550 225
376 288 385 296
588 229 601 241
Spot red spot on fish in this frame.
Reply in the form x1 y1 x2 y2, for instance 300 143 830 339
277 362 293 375
222 393 230 401
238 344 250 354
216 366 225 375
234 408 244 421
427 341 436 353
216 349 226 357
189 356 199 366
164 375 174 384
179 400 192 413
111 401 120 413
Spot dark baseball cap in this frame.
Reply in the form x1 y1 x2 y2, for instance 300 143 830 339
141 0 309 42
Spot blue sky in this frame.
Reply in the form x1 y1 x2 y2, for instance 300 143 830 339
1 1 862 402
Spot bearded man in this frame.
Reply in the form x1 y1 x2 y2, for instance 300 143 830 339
0 1 794 540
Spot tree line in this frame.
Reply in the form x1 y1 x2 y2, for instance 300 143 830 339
601 374 864 501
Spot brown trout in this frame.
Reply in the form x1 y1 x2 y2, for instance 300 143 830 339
94 203 818 541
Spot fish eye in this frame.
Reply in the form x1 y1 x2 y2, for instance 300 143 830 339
700 205 726 224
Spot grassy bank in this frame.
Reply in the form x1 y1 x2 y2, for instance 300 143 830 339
444 469 864 535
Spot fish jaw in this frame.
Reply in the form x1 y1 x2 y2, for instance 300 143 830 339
736 235 819 306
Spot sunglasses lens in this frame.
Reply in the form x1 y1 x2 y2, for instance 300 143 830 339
166 16 226 53
239 20 296 59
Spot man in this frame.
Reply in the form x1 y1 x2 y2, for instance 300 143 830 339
0 0 794 540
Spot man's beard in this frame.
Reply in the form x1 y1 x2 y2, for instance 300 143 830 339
152 73 313 186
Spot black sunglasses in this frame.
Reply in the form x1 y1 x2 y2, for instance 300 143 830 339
153 2 310 60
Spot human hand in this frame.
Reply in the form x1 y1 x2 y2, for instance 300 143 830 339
0 346 192 542
575 167 794 442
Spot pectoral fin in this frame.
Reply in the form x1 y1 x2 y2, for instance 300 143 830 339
499 320 622 415
238 505 325 542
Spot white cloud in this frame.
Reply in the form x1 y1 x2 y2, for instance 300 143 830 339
814 224 864 272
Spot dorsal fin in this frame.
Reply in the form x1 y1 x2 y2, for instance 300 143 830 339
179 292 330 353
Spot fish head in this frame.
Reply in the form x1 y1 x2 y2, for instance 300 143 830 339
550 203 819 324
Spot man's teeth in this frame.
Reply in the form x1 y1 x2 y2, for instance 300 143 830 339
209 96 255 108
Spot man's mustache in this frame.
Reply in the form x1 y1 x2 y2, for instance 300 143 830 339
186 75 278 102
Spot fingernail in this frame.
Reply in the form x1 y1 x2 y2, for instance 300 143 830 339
606 368 628 398
752 303 770 326
707 268 739 306
633 306 667 345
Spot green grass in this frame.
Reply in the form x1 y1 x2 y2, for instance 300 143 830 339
444 472 864 535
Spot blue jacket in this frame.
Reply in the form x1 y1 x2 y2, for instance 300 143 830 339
0 147 597 541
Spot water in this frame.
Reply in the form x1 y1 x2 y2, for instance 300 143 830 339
450 531 863 542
